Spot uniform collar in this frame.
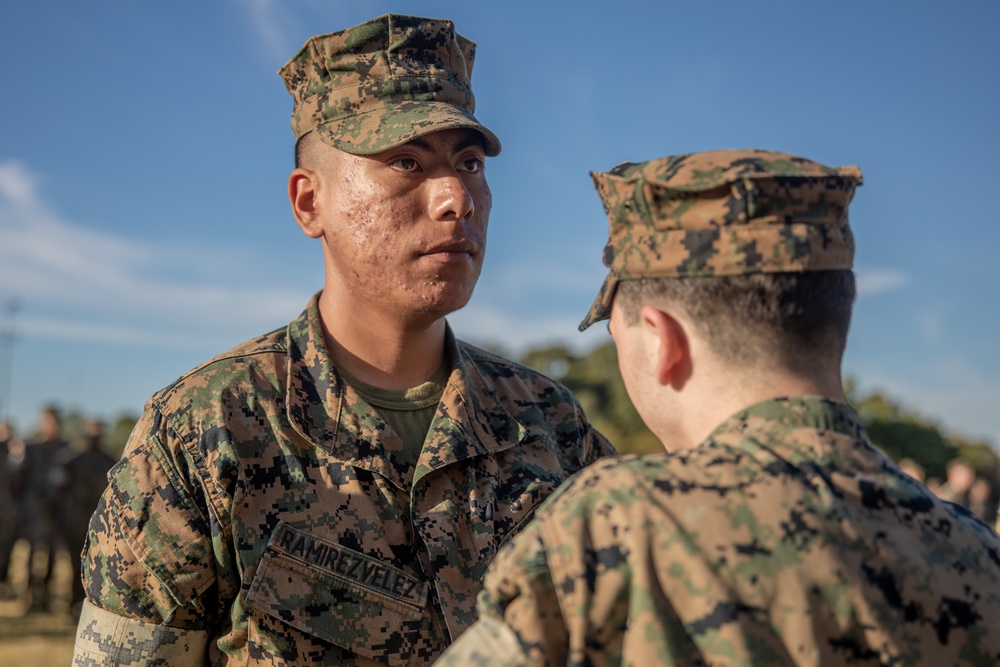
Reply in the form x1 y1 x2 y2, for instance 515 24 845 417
703 395 868 465
285 293 527 490
711 396 864 438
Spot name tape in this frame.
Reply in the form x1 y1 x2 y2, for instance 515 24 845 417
272 523 426 606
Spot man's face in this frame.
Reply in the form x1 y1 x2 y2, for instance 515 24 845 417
311 128 491 325
948 462 976 492
39 412 60 441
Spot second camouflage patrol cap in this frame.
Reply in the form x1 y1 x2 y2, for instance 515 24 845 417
278 14 501 156
579 149 863 330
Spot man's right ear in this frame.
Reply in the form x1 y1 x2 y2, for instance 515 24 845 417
288 168 323 238
640 305 690 388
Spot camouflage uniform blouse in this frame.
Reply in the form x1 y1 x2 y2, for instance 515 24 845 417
438 397 1000 666
72 294 614 667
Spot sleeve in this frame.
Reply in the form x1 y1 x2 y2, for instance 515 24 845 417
73 599 208 667
564 390 617 466
436 521 567 667
581 409 617 464
73 407 223 664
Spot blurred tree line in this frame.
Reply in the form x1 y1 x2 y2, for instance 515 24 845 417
45 341 1000 500
843 377 999 485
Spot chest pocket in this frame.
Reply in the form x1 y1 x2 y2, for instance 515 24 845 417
247 521 429 666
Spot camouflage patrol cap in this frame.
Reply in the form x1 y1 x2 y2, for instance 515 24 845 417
278 14 501 156
579 149 863 330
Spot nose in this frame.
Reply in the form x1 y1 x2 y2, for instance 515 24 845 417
429 170 475 222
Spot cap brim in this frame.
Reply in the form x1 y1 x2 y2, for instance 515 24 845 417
578 273 618 331
314 100 501 156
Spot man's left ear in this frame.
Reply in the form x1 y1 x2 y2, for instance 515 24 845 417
640 305 688 386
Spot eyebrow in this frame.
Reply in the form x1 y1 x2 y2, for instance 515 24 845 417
405 133 487 155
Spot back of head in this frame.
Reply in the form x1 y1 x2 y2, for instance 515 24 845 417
581 149 863 376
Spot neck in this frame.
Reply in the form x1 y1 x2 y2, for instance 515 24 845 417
661 365 846 452
317 290 448 390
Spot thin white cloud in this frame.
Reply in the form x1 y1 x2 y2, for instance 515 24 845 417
917 310 945 344
15 314 220 350
239 0 289 60
855 268 907 297
0 160 39 206
449 303 610 355
487 261 604 296
228 0 356 63
0 159 304 348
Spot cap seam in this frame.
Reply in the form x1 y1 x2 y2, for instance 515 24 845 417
311 99 476 127
602 171 862 193
296 73 470 101
645 174 861 193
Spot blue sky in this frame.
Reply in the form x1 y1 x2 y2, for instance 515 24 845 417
1 1 998 448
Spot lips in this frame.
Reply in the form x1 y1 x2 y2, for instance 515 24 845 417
421 239 478 257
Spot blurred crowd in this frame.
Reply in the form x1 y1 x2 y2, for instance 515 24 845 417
0 405 115 616
898 456 999 527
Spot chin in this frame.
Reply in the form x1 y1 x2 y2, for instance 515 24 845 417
406 286 476 325
434 291 475 318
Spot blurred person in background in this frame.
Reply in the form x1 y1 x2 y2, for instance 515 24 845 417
896 456 926 484
925 476 943 495
20 404 69 612
937 458 976 508
0 419 25 600
56 418 115 616
968 476 996 525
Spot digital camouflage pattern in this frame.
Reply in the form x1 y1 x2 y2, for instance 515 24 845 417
438 397 1000 666
279 14 501 156
75 602 209 666
72 294 613 666
579 149 862 330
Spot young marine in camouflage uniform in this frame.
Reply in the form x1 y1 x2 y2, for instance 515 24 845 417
438 150 1000 666
72 14 613 667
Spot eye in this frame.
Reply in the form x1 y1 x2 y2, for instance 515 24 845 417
390 157 420 172
458 157 484 173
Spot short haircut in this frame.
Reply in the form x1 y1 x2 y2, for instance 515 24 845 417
294 132 314 169
616 270 856 375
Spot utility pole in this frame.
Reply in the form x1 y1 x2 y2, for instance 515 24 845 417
0 296 21 424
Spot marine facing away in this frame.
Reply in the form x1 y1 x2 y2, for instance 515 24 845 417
437 149 1000 666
